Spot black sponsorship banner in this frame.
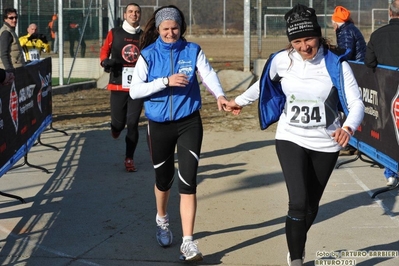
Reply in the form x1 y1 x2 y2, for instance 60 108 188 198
349 62 399 173
0 58 52 176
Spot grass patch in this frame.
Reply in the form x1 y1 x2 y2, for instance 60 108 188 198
52 78 93 86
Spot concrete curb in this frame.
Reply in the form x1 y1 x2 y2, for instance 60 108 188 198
52 70 253 96
52 80 98 95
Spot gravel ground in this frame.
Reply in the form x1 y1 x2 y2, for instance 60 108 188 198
51 86 278 133
51 36 279 133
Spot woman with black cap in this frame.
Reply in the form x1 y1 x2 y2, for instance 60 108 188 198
130 4 228 262
225 4 364 266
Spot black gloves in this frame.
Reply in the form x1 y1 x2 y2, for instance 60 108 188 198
102 59 116 67
27 33 39 41
27 33 48 43
101 59 116 73
38 34 48 43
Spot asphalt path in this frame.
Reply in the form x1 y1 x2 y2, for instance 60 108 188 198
0 126 398 265
0 70 398 265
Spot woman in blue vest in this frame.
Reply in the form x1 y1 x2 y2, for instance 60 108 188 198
130 5 228 262
225 4 364 266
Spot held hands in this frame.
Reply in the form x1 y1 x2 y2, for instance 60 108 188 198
217 96 230 111
223 99 243 115
331 127 352 147
160 75 241 114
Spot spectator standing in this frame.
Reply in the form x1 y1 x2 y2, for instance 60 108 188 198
19 23 50 62
0 7 24 71
332 5 367 156
48 14 58 53
332 6 366 61
100 3 143 172
365 0 399 68
130 5 228 262
364 0 399 187
66 16 86 58
224 4 364 266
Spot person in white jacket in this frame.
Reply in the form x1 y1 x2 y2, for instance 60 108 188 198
225 4 364 266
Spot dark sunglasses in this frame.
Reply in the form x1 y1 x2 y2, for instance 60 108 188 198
7 16 18 20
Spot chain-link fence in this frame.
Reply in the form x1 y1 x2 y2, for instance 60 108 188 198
0 0 393 57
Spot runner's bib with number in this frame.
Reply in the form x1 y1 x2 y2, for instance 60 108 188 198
286 93 326 128
28 49 40 61
122 67 134 89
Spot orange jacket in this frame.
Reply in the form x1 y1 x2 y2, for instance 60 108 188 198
48 14 57 39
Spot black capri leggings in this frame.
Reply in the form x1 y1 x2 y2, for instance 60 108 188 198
275 139 339 261
275 139 339 219
147 111 203 194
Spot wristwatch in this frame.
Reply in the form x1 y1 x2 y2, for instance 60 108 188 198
162 77 169 87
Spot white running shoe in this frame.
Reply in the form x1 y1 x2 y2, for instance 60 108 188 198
386 177 398 187
287 250 305 266
156 216 173 247
179 240 203 261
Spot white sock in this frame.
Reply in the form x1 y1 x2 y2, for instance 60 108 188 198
182 236 193 242
156 213 168 223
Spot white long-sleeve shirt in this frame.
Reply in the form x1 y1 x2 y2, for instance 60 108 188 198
130 49 225 100
236 47 364 152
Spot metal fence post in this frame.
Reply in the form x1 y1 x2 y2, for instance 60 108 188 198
243 0 250 72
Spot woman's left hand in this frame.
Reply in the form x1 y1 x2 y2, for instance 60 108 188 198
331 127 351 147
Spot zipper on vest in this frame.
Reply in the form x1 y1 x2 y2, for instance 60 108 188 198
169 48 174 121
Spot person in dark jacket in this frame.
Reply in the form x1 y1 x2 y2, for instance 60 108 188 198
364 0 399 187
332 6 367 156
66 15 86 58
365 0 399 68
332 5 366 61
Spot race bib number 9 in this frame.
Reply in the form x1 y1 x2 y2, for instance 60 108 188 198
286 94 326 128
122 67 134 89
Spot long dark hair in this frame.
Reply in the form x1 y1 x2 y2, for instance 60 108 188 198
139 5 187 50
